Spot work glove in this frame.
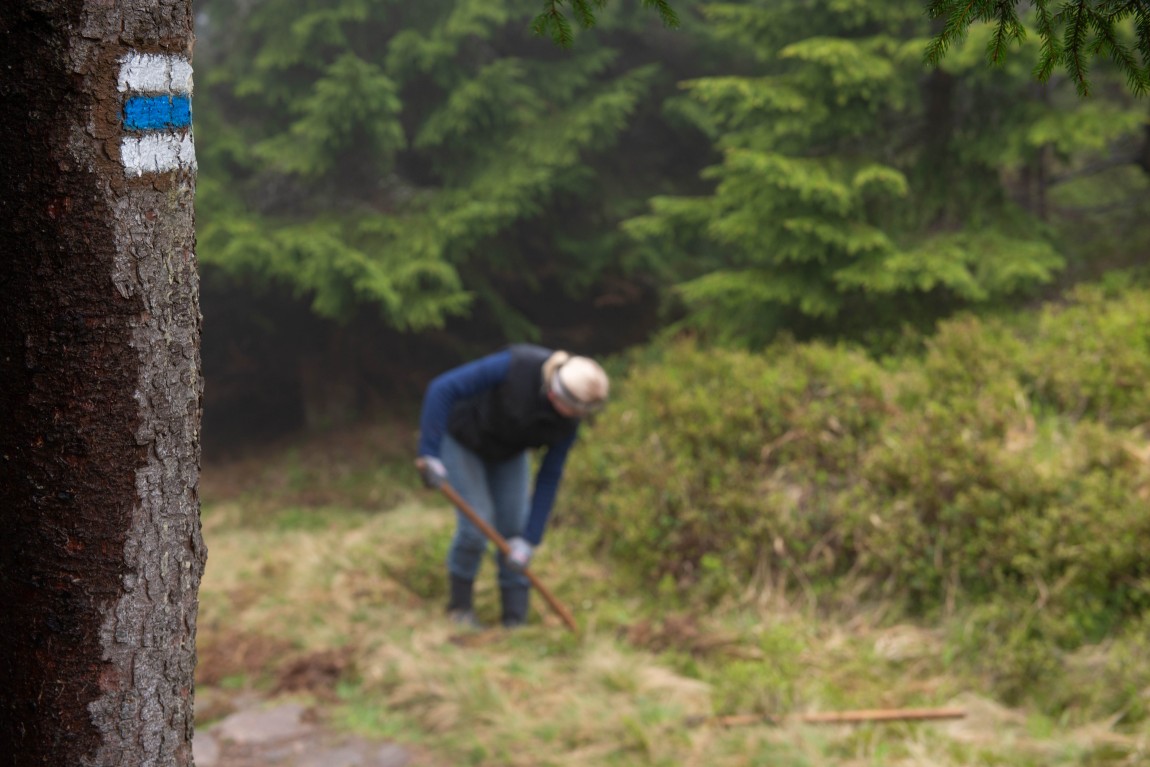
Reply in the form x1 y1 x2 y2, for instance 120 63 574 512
417 456 447 489
506 536 534 572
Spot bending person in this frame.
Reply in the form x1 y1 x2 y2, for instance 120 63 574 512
417 344 609 628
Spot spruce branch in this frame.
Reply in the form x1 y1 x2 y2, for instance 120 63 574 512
534 0 677 47
986 2 1025 66
928 0 1150 96
1033 2 1060 81
926 0 981 65
642 0 681 29
1125 3 1150 93
532 4 575 48
1063 0 1093 96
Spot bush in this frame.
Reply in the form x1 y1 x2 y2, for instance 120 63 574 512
1021 284 1150 427
564 339 888 597
839 303 1150 627
563 285 1150 635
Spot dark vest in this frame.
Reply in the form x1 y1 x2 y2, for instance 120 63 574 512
448 344 578 462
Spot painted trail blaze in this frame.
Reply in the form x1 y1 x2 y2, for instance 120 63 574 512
123 95 192 131
118 53 196 176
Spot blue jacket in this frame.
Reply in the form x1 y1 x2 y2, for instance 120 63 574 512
418 345 578 544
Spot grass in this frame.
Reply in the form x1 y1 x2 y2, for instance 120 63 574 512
195 422 1150 766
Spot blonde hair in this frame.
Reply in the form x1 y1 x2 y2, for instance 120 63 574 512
542 350 572 386
545 350 609 409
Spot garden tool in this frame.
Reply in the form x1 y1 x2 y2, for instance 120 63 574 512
416 459 580 633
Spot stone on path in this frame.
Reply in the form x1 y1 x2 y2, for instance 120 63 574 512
295 740 412 767
197 701 416 767
215 702 315 745
193 731 221 767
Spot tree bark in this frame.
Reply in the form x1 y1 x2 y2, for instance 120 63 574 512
0 1 203 765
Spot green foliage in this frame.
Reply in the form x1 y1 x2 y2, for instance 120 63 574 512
839 336 1150 625
196 0 1150 348
624 0 1143 346
533 0 680 47
196 213 471 328
702 621 807 716
945 601 1064 706
926 0 1150 96
1020 283 1150 426
1060 613 1150 724
566 338 889 590
195 0 681 331
563 282 1150 649
250 54 406 179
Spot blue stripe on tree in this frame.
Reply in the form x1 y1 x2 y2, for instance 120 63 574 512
123 95 192 131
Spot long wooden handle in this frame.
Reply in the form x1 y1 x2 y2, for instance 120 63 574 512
418 461 579 633
702 707 966 728
795 707 966 724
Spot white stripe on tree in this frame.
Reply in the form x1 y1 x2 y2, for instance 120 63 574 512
117 53 193 94
121 134 197 176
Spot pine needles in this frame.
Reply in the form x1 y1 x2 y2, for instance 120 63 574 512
533 0 680 48
926 0 1150 96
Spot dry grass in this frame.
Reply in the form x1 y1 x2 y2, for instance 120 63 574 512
195 436 1150 767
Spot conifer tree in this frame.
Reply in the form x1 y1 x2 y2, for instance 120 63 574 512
195 0 687 335
624 0 1144 345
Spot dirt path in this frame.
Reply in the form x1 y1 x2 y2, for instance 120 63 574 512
194 697 440 767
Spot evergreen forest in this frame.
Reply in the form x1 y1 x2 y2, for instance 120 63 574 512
195 0 1150 438
191 3 1150 764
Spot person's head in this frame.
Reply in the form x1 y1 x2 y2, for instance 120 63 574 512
543 351 609 418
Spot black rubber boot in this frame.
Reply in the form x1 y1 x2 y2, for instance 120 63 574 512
447 575 483 629
500 586 530 628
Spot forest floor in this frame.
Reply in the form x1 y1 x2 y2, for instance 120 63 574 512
191 422 1150 767
194 423 456 767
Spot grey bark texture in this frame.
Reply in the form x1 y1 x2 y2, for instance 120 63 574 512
0 1 204 765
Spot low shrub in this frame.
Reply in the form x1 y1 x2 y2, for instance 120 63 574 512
563 285 1150 639
1020 284 1150 428
563 339 888 599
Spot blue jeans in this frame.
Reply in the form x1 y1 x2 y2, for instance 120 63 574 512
440 435 531 589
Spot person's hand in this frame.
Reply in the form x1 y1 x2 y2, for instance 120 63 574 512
417 456 447 489
506 537 534 572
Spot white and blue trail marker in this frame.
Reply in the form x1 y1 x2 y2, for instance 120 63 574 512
118 53 196 176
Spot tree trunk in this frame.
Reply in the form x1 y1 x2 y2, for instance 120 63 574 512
0 1 203 765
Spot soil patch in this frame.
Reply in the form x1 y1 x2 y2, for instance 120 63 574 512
272 647 356 700
197 629 297 689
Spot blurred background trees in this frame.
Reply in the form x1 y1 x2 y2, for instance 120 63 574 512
192 0 1150 449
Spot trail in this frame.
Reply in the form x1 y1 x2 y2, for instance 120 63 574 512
194 697 445 767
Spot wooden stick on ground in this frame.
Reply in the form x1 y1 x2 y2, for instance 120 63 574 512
691 707 966 728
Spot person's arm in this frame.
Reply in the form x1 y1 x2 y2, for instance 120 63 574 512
417 351 511 458
522 429 578 545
